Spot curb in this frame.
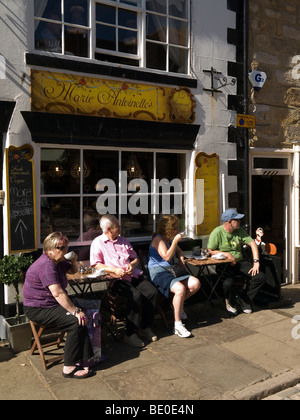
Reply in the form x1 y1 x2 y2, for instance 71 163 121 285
222 369 300 400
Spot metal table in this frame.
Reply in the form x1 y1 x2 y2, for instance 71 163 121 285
66 271 109 298
185 257 231 305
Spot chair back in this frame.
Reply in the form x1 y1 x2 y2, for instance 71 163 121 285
265 243 277 255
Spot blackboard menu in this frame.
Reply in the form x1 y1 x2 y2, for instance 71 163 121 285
6 144 37 253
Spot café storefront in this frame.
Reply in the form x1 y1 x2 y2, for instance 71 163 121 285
21 68 201 251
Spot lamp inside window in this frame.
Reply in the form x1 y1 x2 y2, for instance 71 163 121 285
126 154 142 179
47 161 65 178
70 159 91 179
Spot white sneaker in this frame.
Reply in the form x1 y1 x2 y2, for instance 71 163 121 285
139 328 158 342
174 322 192 338
124 333 145 348
236 297 252 314
225 299 238 315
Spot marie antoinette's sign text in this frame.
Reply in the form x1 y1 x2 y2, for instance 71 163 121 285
31 70 196 124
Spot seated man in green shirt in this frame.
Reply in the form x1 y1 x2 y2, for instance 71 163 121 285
207 209 266 315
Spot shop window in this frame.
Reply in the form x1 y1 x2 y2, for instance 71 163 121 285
40 148 187 245
34 0 190 75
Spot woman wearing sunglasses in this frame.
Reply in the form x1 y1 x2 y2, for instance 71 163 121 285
23 232 94 379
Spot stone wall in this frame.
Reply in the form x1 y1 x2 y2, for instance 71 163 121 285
249 0 300 148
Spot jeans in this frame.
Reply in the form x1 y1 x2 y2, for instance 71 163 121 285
109 276 159 336
24 305 94 366
219 260 266 305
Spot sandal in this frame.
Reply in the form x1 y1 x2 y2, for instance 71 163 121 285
62 366 93 379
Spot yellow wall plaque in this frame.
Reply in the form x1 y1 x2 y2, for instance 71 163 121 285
237 114 256 128
194 152 220 236
31 70 196 124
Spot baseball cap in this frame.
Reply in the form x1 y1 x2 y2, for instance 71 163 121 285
222 209 245 222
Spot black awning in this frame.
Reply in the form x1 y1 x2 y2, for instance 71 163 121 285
0 101 16 134
22 111 199 150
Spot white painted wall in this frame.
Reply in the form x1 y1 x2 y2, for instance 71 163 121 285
0 0 239 303
191 0 238 210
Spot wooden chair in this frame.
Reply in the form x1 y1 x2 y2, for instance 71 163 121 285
99 285 128 342
106 287 128 326
29 321 66 370
137 249 173 329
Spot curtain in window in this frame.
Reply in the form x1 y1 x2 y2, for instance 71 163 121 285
34 0 48 29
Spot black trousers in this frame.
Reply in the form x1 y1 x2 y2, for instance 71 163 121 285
110 276 159 336
219 260 266 305
24 305 94 366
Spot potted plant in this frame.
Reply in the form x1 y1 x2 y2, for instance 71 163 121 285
0 253 33 352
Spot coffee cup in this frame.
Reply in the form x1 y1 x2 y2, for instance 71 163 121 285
64 251 75 261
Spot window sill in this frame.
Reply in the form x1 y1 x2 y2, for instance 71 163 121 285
26 53 197 88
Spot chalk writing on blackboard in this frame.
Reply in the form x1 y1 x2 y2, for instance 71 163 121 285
6 144 37 253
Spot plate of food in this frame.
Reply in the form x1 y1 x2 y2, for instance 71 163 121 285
87 268 107 278
211 253 226 260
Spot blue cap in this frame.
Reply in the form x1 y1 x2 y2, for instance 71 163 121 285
222 209 244 222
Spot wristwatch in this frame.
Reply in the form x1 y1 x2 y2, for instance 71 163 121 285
254 259 260 263
72 307 82 315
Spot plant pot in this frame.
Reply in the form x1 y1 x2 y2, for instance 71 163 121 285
5 315 32 353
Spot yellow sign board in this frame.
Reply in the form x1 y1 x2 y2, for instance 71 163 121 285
194 152 219 236
31 70 196 124
237 114 256 128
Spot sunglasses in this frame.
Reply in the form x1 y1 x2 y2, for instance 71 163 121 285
56 246 68 251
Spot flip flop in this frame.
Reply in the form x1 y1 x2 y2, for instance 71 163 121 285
62 366 93 379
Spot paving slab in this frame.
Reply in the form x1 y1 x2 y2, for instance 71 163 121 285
1 284 300 400
0 345 54 400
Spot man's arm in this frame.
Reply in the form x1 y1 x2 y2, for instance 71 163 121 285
94 262 126 278
248 239 260 276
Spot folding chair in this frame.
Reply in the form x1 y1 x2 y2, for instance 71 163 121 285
156 292 174 329
138 249 173 329
99 285 128 342
29 321 66 370
106 287 128 327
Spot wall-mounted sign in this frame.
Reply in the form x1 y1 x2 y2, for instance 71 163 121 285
31 70 196 124
194 152 219 236
237 114 256 128
6 144 37 253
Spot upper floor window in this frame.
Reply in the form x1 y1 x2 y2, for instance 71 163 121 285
34 0 190 75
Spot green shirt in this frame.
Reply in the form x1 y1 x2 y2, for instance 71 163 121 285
207 225 253 262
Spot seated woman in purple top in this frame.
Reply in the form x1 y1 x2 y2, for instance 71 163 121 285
23 232 94 379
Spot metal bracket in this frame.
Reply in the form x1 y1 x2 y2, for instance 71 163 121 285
203 67 236 97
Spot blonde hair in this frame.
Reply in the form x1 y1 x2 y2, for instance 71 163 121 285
43 232 69 254
155 215 179 240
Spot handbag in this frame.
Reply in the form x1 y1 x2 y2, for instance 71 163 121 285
165 264 187 278
149 251 187 279
72 298 103 366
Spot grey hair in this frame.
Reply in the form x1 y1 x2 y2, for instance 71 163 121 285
100 215 118 233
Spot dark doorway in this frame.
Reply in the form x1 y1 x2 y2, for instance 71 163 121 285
251 175 285 282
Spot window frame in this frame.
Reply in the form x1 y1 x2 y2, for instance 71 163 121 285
38 145 190 247
250 152 291 176
33 0 191 76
